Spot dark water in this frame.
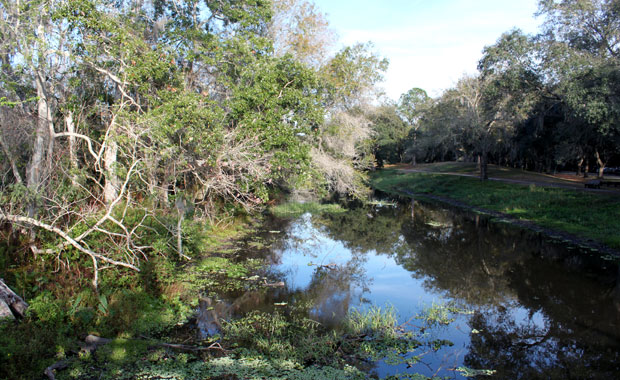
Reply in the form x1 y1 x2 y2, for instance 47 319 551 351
199 199 620 379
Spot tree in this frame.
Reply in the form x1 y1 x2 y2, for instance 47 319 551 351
321 42 389 111
409 92 462 163
368 104 409 166
538 0 619 60
452 75 495 180
269 0 336 67
309 42 388 198
478 29 551 171
0 0 330 288
398 88 431 165
310 111 374 199
537 0 620 177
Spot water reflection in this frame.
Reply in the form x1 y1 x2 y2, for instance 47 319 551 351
208 200 620 378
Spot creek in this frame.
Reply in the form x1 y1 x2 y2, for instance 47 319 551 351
196 198 620 379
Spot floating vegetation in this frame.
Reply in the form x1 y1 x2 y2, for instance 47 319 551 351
269 202 346 217
455 366 497 377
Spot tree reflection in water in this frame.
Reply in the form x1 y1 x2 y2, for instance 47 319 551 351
269 200 620 378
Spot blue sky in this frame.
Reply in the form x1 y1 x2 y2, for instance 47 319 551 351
312 0 543 100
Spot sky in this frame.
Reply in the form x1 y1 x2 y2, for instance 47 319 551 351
312 0 543 100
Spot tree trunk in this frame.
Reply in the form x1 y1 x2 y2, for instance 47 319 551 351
65 111 77 169
595 150 606 179
27 72 52 216
576 157 583 176
583 159 589 178
103 139 119 204
479 153 488 180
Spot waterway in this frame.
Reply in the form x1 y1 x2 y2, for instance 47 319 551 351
198 198 620 379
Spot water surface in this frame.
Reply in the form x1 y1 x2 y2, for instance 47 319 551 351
202 199 620 379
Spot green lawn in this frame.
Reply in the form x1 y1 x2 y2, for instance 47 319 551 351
371 169 620 250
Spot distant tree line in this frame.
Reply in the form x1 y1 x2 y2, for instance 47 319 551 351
370 0 619 180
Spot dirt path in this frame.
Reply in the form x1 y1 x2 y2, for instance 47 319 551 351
398 168 620 195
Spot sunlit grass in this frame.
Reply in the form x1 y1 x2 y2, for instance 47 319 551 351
371 169 620 249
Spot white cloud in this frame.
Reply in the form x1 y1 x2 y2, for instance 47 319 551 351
314 0 543 100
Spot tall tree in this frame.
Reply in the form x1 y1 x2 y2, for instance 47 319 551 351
398 88 430 165
368 104 409 166
538 0 620 177
269 0 335 67
321 42 389 111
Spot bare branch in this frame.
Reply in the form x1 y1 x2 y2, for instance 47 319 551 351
0 213 140 272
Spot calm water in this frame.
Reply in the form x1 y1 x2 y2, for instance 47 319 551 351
199 199 620 379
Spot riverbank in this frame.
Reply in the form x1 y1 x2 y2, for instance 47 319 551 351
0 216 261 379
1 207 444 380
370 168 620 252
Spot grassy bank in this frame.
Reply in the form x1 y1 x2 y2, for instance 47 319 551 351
0 216 263 380
371 169 620 250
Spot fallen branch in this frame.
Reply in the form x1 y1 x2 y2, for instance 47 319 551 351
0 214 139 272
0 278 29 318
43 360 68 380
158 341 226 352
0 213 139 288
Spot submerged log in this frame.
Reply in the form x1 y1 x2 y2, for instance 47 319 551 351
0 278 29 318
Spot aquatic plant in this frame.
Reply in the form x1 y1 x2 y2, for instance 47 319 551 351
270 202 346 217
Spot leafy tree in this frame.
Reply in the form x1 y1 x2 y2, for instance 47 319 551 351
321 42 389 111
368 104 409 166
0 0 330 286
537 0 620 177
398 88 431 165
269 0 336 67
309 43 388 198
410 91 463 163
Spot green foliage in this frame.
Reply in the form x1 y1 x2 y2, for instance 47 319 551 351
455 366 497 377
322 42 389 110
342 306 422 365
417 302 470 327
28 291 69 327
223 310 337 364
398 88 431 126
369 105 410 166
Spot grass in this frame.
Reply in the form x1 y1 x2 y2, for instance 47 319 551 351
269 201 346 217
389 161 587 186
371 169 620 250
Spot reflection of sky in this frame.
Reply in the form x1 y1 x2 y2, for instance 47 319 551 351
273 212 472 378
276 214 448 317
262 203 620 379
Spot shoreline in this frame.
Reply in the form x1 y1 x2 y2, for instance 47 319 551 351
396 189 620 259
